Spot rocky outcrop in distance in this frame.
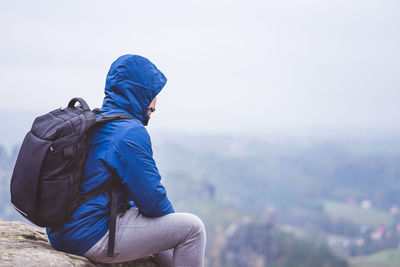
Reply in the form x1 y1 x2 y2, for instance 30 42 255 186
0 218 158 267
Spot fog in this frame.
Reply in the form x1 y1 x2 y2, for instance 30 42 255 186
0 0 399 138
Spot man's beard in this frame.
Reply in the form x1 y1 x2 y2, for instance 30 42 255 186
142 112 150 126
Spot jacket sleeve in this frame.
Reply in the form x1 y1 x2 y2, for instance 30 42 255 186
113 126 174 217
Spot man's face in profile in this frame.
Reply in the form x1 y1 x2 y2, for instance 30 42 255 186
147 97 157 117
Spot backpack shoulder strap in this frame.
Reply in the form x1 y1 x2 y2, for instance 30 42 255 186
85 109 132 257
80 178 128 257
78 183 111 206
94 110 133 124
108 188 118 257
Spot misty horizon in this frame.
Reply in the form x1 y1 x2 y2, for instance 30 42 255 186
0 0 399 139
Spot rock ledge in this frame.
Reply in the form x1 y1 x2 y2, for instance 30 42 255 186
0 219 157 266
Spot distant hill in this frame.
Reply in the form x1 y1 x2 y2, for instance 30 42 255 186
2 129 400 265
350 249 400 267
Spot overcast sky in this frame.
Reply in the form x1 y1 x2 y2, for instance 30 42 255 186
0 0 399 138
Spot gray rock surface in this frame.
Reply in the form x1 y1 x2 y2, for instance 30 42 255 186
0 219 158 267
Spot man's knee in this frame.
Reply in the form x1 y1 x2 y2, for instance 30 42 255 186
183 213 206 239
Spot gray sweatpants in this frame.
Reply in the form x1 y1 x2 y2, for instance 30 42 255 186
83 208 206 267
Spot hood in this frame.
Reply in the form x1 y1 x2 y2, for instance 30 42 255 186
101 54 167 124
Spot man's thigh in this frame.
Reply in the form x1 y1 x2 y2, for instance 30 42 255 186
113 208 202 263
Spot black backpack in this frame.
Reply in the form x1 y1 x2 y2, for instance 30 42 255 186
10 97 131 256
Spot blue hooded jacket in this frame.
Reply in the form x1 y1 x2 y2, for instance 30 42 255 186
46 55 175 256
